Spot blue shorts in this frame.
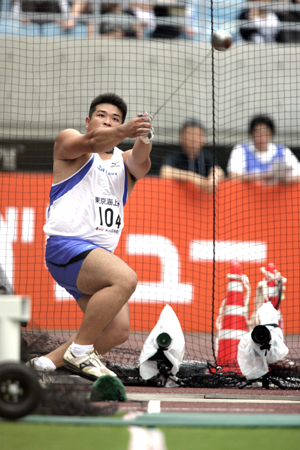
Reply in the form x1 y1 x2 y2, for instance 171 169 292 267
45 236 110 301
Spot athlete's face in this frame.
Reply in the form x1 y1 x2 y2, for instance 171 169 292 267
251 124 273 152
180 126 206 159
86 103 123 132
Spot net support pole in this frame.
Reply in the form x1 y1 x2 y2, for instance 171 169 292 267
0 296 31 362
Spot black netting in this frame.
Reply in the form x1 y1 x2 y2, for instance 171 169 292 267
21 331 300 390
1 1 300 399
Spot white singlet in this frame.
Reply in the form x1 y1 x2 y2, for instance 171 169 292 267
43 148 128 253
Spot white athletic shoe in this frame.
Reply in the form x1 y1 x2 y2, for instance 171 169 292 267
63 347 117 381
25 357 54 388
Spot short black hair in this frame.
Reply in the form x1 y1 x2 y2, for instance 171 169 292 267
249 115 275 136
180 119 206 135
88 93 127 123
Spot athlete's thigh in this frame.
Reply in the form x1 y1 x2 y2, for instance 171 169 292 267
76 247 134 295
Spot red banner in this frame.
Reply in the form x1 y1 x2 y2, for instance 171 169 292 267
0 173 299 333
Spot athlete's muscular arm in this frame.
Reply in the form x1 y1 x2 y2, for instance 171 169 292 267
54 128 126 161
123 138 152 183
54 116 152 161
122 113 153 183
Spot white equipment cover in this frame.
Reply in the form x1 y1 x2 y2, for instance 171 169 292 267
139 304 185 380
237 302 289 380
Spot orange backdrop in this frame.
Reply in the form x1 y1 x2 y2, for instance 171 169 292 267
0 173 299 334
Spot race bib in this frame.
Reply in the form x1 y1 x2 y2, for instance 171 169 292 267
94 195 123 234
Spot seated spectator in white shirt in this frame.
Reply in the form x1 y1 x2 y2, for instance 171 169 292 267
227 115 300 186
126 1 157 38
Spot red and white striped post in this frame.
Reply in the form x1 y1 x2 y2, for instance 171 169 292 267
262 263 286 330
216 262 250 372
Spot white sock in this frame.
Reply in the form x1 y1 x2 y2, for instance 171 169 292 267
70 342 94 357
35 356 56 371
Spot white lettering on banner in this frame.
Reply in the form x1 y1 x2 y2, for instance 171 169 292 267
0 207 18 286
127 234 193 304
0 207 35 287
21 207 35 243
190 240 267 262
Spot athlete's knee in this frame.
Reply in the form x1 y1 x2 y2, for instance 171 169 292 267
120 269 138 297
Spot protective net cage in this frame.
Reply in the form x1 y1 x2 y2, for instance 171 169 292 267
1 0 300 393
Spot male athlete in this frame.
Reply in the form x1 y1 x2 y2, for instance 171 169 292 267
27 93 154 380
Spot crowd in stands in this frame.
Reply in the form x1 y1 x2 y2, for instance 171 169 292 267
0 0 300 42
160 115 300 191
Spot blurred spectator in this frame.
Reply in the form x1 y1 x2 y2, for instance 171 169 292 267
62 0 94 38
99 2 142 38
238 0 280 43
126 1 156 38
277 0 300 43
0 0 91 37
277 0 300 22
47 0 94 38
152 0 183 38
0 0 41 35
227 115 300 186
160 120 224 193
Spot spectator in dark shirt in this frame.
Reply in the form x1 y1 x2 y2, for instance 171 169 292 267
160 119 224 193
99 2 142 38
